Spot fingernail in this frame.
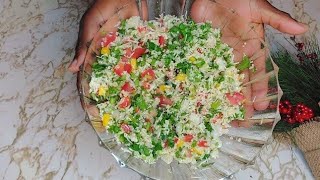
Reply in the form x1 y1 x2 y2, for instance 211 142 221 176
298 22 308 29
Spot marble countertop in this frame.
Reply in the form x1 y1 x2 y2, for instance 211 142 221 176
0 0 318 179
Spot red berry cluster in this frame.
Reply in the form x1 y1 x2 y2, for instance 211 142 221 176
279 100 314 124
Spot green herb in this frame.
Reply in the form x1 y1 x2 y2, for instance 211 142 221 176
237 55 251 71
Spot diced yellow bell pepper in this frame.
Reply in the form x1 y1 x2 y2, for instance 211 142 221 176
176 139 184 148
176 73 187 82
102 113 111 127
130 58 137 70
101 47 110 55
159 85 169 92
189 56 196 63
98 86 107 96
191 148 203 155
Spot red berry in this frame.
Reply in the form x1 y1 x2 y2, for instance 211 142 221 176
287 118 296 124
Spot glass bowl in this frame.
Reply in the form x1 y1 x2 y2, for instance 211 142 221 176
78 0 282 179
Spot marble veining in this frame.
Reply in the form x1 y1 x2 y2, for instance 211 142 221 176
0 0 318 179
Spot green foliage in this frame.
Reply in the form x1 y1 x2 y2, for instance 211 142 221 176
272 50 320 116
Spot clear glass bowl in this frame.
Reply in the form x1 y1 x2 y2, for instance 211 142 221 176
78 0 282 179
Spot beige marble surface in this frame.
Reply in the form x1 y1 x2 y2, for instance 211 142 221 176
0 0 318 179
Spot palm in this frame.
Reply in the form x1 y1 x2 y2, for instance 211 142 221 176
191 0 269 124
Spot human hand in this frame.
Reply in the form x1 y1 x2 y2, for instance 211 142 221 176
68 0 141 73
190 0 308 127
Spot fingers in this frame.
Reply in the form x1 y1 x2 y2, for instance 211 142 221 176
256 0 308 35
68 5 104 73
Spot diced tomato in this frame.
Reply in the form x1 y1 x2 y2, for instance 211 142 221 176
198 140 209 147
142 81 151 90
135 108 140 113
141 68 155 81
121 82 135 93
121 56 129 63
114 63 132 76
226 92 245 105
131 47 146 59
196 102 202 107
119 96 131 109
138 41 144 47
184 134 194 142
138 26 147 33
101 32 116 47
125 48 133 57
159 36 165 46
159 95 173 106
212 113 223 124
174 138 179 144
186 149 192 157
121 123 131 134
114 63 124 76
197 48 203 54
148 126 154 133
124 63 132 74
164 141 168 148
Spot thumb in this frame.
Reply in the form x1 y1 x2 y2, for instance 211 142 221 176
257 0 308 35
69 44 87 73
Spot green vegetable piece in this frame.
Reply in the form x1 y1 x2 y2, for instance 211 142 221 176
135 95 148 110
153 141 163 151
191 140 197 148
168 138 175 148
141 145 151 156
211 100 221 110
176 62 192 73
205 121 213 132
119 134 129 144
195 58 206 68
237 55 251 71
108 125 120 133
130 144 140 151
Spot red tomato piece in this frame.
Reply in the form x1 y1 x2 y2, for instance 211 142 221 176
121 82 135 93
121 123 131 134
142 81 151 90
174 138 179 144
124 63 132 74
131 47 146 59
141 68 155 81
159 36 165 46
114 63 124 76
125 48 133 58
164 140 168 148
198 140 208 147
101 32 116 47
159 95 173 106
186 149 192 157
184 134 194 142
121 56 129 63
138 26 147 33
226 92 245 105
119 96 131 109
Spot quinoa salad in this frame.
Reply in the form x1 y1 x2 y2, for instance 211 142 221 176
88 15 246 164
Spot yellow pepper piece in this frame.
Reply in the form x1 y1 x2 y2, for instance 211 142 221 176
101 47 110 55
189 56 196 63
130 58 137 70
102 113 111 127
98 86 107 96
176 139 184 148
191 148 203 155
176 73 187 82
159 85 169 92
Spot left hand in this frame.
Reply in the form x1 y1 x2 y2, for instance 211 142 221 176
190 0 308 127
